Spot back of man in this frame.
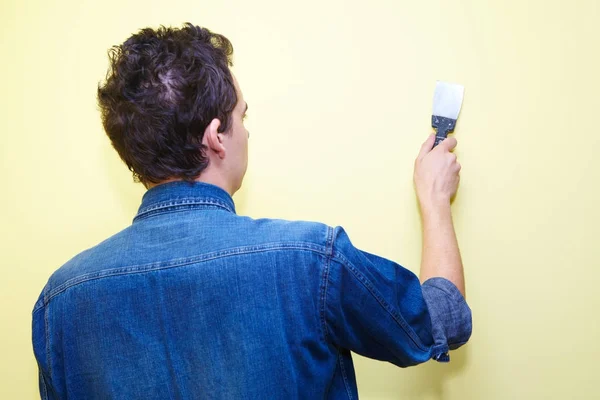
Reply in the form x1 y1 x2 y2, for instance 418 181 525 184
32 23 471 399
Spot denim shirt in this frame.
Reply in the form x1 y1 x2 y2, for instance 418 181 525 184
32 181 472 399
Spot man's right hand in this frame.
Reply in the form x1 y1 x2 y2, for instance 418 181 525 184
413 134 461 213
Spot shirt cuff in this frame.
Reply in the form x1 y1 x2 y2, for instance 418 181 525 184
421 277 472 362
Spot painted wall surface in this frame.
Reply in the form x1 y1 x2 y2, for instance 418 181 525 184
1 0 598 398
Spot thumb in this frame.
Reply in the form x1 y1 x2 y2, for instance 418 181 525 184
418 134 435 159
439 136 457 152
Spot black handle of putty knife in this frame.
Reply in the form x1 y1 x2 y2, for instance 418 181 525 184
432 116 457 148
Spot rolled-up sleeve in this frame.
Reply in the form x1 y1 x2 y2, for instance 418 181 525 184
324 226 472 367
421 277 472 361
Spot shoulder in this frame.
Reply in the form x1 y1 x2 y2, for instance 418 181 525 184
239 216 334 249
34 227 133 309
239 220 359 259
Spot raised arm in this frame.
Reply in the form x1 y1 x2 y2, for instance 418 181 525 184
413 134 465 298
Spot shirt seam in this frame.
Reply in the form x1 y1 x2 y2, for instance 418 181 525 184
39 367 48 400
134 199 234 221
330 249 430 353
133 205 230 222
36 242 329 311
44 306 51 378
338 350 354 400
138 197 233 212
320 226 334 344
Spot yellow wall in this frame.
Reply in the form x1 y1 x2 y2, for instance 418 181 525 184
2 0 598 398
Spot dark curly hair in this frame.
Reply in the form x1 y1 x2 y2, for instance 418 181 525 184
97 23 237 187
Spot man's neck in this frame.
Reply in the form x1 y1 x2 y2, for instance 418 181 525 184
146 173 233 196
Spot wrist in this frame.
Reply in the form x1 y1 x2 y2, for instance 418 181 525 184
418 194 451 213
419 200 452 222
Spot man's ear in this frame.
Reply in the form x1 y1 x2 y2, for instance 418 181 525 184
203 118 226 159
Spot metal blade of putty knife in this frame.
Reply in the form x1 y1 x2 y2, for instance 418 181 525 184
432 81 464 147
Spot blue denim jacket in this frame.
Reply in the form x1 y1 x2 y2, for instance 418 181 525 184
32 181 472 399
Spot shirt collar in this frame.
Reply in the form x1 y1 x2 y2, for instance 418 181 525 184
133 181 236 222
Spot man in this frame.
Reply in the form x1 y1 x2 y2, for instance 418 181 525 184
32 23 471 399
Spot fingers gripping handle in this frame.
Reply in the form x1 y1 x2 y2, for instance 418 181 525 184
434 134 446 148
432 116 457 148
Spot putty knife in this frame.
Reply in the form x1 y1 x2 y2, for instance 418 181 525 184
432 81 464 147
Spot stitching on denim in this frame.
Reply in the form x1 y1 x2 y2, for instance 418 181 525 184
320 226 334 344
137 198 233 214
39 369 48 400
323 345 339 398
338 349 354 400
132 204 228 222
133 200 233 222
44 306 51 378
38 242 329 308
331 250 429 353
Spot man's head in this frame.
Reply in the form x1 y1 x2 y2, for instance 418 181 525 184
97 23 249 194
